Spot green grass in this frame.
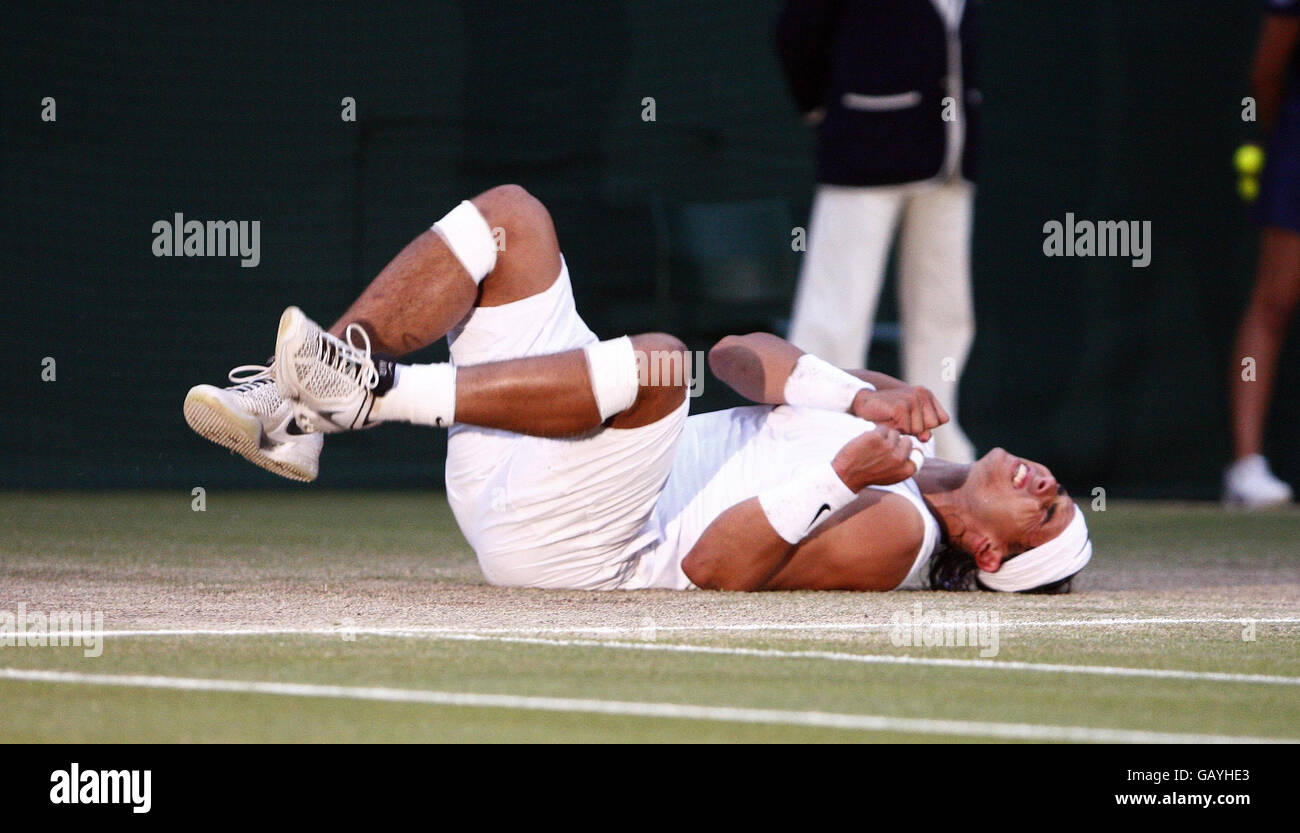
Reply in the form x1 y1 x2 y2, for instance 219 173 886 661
0 492 1297 742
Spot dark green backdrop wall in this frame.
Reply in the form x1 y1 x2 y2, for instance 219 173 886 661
3 2 1289 496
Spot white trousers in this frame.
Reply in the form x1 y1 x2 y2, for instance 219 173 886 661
787 179 976 462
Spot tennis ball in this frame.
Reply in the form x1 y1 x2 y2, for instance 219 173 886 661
1238 176 1260 202
1235 143 1264 176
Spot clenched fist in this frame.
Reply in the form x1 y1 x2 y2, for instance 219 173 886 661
850 386 948 442
831 425 920 491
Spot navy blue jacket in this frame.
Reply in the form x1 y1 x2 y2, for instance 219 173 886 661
776 0 982 186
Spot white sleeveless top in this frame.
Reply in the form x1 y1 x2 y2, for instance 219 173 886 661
623 405 941 590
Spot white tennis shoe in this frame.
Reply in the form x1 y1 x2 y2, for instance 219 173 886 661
183 363 324 482
273 306 390 434
1222 454 1293 508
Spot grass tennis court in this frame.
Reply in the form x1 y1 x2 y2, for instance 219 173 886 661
1 493 1296 743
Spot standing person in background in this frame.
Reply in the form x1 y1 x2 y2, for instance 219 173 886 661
776 0 980 463
1225 1 1300 507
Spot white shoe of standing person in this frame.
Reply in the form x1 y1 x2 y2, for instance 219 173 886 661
1222 454 1294 508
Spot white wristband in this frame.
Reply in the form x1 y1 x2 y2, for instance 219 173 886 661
757 462 859 545
908 436 926 474
783 354 874 412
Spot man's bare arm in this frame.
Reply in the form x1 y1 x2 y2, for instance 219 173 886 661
846 369 909 390
707 332 949 440
682 424 920 590
681 497 799 590
707 332 804 403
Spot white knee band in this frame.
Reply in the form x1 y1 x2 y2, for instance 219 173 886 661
757 462 859 545
433 200 498 284
584 336 640 420
783 354 874 412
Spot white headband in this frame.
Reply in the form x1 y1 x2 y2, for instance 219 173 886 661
977 505 1092 592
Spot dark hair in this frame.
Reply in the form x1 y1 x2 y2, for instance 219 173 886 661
925 544 1076 594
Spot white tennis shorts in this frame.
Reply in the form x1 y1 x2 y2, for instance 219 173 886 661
443 257 688 589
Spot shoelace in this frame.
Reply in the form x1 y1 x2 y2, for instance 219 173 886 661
317 323 379 390
227 363 273 392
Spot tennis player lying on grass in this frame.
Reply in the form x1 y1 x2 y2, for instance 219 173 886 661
185 185 1091 594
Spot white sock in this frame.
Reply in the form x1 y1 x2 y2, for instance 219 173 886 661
374 363 457 428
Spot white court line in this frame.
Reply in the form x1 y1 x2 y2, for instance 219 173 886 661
432 633 1300 686
0 667 1289 744
23 622 1299 687
37 615 1300 641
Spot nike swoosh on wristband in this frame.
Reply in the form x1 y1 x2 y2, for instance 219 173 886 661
807 503 831 529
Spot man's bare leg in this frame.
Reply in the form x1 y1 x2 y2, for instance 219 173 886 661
1223 225 1299 505
280 184 686 436
1230 226 1300 461
326 184 562 355
451 333 688 435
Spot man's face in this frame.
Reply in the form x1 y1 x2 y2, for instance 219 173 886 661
961 447 1075 572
